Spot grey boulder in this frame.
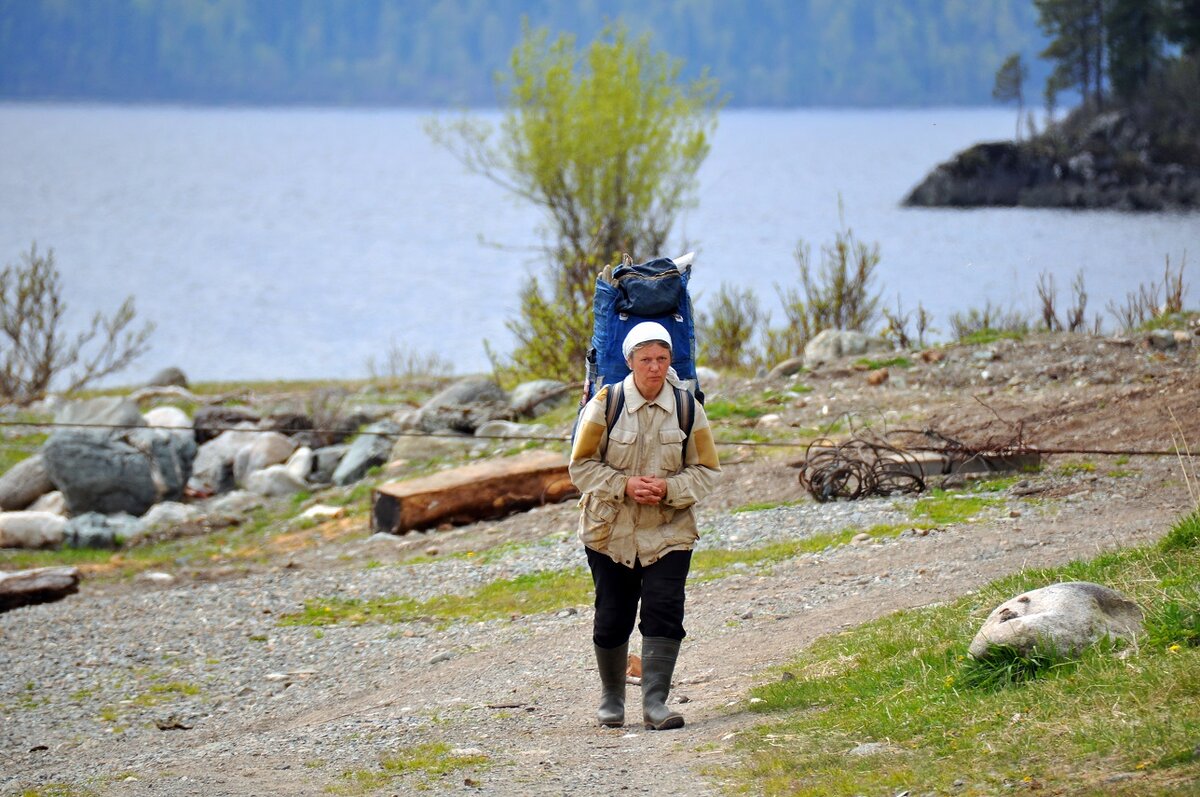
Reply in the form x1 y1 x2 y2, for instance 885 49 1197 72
510 379 571 417
333 420 400 485
416 378 510 433
64 512 143 549
803 329 891 368
43 430 159 516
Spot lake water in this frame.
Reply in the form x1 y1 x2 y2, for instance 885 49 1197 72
0 104 1195 386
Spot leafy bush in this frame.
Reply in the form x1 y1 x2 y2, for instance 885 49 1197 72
429 24 720 381
697 283 763 371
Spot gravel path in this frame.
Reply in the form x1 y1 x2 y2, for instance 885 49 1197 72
1 455 1192 796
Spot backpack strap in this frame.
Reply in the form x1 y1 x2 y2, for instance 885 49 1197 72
604 381 625 435
673 385 694 461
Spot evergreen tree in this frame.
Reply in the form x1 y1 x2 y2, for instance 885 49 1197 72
993 53 1030 139
1106 0 1164 100
1163 0 1200 54
1035 0 1107 108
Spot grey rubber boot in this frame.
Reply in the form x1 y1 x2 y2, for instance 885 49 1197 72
641 636 684 730
594 642 628 727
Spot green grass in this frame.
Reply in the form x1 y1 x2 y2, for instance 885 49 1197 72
957 328 1026 346
19 785 98 797
704 397 770 421
281 568 592 627
691 524 918 583
853 356 913 371
327 742 489 794
0 498 359 576
727 510 1200 796
285 486 1013 629
730 499 803 514
0 429 49 475
910 489 1002 525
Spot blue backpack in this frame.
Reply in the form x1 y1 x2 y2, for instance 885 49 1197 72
582 252 703 407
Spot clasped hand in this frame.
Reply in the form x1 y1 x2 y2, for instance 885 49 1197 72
626 475 667 505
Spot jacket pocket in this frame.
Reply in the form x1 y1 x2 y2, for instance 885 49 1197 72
581 494 620 548
605 427 639 470
658 428 687 474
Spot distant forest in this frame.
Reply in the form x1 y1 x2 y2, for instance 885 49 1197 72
0 0 1053 107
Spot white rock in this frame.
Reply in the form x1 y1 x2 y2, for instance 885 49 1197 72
285 446 315 482
143 406 192 429
234 432 297 486
245 465 307 497
141 501 200 530
28 491 67 515
301 504 346 521
203 490 265 516
0 511 68 549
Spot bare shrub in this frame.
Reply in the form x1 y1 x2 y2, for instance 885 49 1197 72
366 337 454 388
765 210 882 361
1037 271 1060 331
1107 253 1189 331
1066 270 1088 332
949 302 1029 341
0 243 154 405
1037 269 1089 332
697 283 763 371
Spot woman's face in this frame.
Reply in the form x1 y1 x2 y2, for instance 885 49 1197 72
628 342 670 398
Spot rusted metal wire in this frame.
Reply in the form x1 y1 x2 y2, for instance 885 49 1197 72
797 424 928 502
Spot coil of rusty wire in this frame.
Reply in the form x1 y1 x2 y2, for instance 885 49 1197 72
797 432 926 502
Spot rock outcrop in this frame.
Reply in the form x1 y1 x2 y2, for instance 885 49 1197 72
905 110 1200 211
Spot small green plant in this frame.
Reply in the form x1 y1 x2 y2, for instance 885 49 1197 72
702 397 768 420
1161 511 1200 552
950 301 1029 343
19 784 97 797
1057 460 1097 476
853 355 912 371
1107 253 1190 332
329 742 488 795
1144 600 1200 649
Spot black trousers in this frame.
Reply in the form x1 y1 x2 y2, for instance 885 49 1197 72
586 547 692 649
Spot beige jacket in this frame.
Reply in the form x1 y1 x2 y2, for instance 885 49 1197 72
568 374 721 568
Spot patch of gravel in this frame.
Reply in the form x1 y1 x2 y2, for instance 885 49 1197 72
0 480 1044 795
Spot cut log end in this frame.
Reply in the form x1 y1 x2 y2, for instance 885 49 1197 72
0 566 81 612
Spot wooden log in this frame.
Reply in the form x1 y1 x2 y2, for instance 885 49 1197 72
0 566 80 612
372 449 579 535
